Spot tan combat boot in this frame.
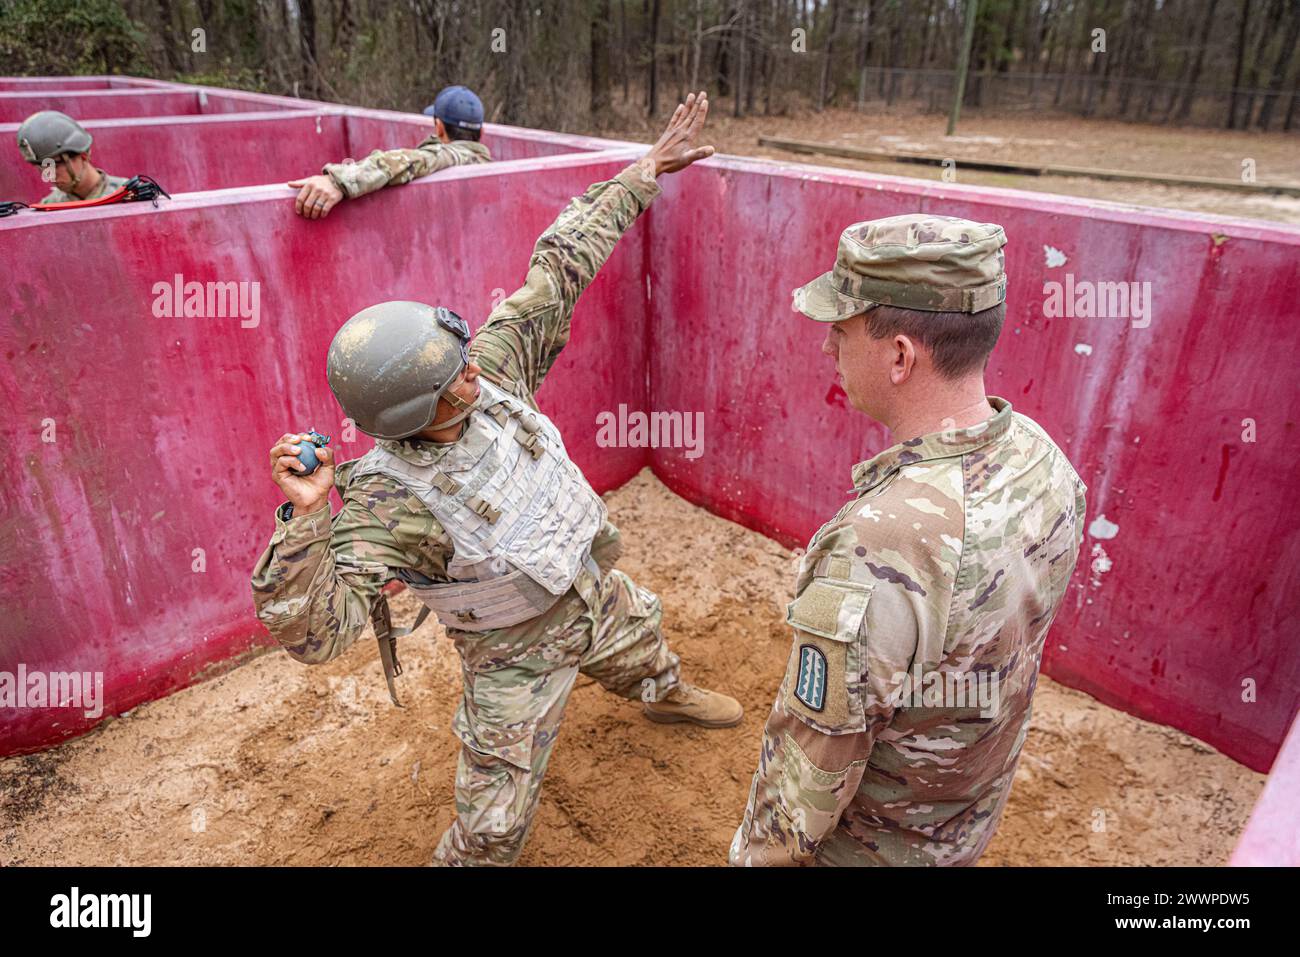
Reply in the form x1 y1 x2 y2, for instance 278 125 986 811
643 682 743 728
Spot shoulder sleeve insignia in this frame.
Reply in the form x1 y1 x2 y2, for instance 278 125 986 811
782 577 874 733
794 644 828 711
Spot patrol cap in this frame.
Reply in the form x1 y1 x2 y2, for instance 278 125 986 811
793 214 1007 321
16 111 93 165
423 85 484 131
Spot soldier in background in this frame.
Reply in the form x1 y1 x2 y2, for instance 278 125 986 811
289 85 491 219
253 92 742 866
730 214 1087 866
16 111 126 205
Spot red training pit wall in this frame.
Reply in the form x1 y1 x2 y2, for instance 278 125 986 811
0 88 305 123
2 78 1294 857
647 156 1300 774
338 110 632 164
0 112 349 201
0 148 648 757
0 111 609 203
0 79 113 92
0 76 169 92
1230 713 1300 865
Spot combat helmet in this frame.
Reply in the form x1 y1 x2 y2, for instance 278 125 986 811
17 111 93 165
326 301 474 440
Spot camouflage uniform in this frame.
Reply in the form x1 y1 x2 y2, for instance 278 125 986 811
731 215 1087 866
251 162 681 866
323 138 491 200
38 169 128 205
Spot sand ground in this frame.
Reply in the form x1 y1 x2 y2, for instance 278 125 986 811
597 105 1300 224
0 470 1263 866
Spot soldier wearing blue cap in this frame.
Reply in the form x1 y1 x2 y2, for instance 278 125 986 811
288 85 491 220
422 84 485 134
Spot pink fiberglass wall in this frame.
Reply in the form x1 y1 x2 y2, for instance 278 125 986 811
0 79 113 91
0 108 618 203
646 156 1300 774
0 76 168 91
1230 713 1300 865
1 80 1295 854
340 112 630 164
0 111 350 201
0 89 303 123
0 149 647 757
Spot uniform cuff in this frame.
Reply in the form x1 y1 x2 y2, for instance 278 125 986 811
615 161 662 210
271 501 332 549
321 164 356 198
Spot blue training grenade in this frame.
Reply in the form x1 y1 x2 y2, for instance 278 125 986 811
295 429 331 475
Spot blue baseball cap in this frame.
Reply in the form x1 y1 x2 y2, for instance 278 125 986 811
423 85 483 131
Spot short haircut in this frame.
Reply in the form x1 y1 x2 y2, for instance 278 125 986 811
865 302 1006 379
444 122 481 142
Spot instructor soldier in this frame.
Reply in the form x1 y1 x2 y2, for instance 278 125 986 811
253 92 742 866
289 84 491 219
730 214 1087 866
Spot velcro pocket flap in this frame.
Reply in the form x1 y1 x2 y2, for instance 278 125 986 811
786 578 872 643
782 578 873 733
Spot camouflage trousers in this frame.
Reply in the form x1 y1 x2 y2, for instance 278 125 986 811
431 560 680 866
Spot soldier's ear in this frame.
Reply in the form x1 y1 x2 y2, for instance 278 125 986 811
890 335 918 384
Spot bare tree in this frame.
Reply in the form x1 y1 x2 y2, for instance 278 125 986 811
1173 0 1220 122
592 0 613 116
646 0 661 116
816 0 842 112
1255 0 1300 129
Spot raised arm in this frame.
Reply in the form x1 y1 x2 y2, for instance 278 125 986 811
471 91 714 397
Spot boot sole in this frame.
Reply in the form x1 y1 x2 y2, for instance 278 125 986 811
642 706 744 729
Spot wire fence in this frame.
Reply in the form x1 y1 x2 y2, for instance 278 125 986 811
834 66 1300 131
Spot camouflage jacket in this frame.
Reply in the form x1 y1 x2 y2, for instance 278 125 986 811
731 401 1087 866
250 161 661 663
38 169 128 205
323 137 491 199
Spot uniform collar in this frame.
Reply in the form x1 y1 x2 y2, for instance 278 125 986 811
850 396 1013 494
80 168 114 198
374 378 511 468
377 427 467 467
415 136 491 161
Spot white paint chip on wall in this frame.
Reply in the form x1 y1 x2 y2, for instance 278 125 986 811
1089 514 1120 540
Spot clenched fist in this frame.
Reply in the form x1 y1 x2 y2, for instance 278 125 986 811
269 433 335 515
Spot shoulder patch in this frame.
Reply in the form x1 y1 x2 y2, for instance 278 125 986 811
794 643 828 711
782 577 873 733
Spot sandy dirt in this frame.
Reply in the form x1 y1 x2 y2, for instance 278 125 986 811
0 470 1263 866
597 105 1300 225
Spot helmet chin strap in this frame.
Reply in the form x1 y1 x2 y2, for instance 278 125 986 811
427 381 479 431
65 155 98 197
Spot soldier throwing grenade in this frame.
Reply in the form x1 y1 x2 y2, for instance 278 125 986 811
252 92 741 866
